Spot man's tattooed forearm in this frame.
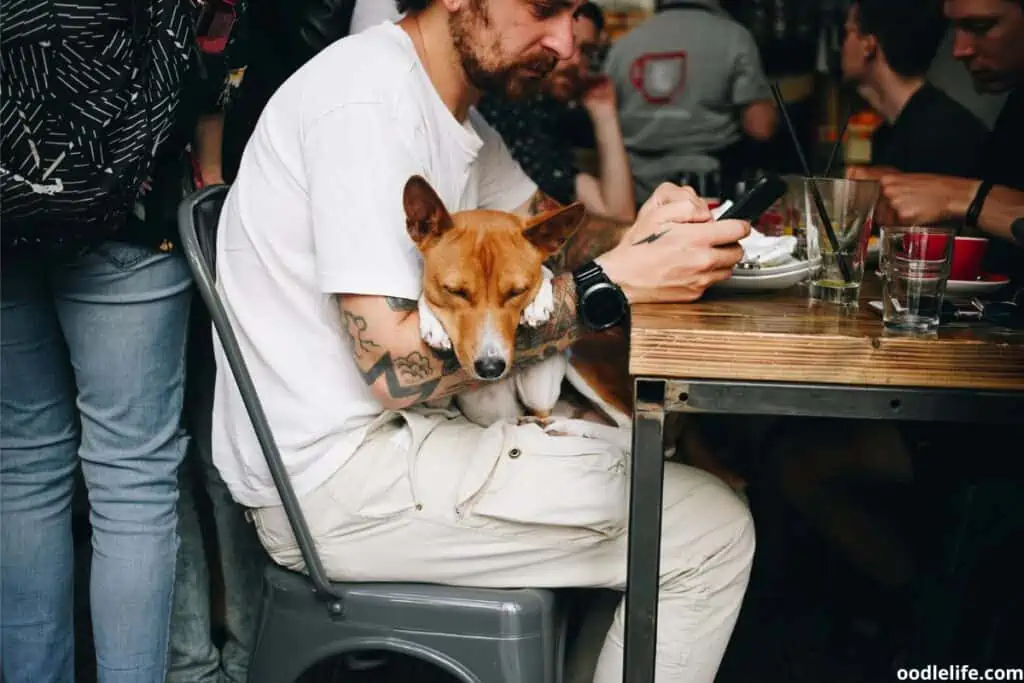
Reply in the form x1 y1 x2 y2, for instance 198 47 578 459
341 310 380 356
359 353 442 403
386 296 418 312
514 274 581 364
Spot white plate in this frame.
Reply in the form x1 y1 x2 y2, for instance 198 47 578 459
715 264 811 292
945 276 1010 296
733 258 818 278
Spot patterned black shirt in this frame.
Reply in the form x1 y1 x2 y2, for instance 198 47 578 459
476 93 594 206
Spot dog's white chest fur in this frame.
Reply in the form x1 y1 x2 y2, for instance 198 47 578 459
418 268 565 425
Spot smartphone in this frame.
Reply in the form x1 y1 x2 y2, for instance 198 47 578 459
716 174 788 223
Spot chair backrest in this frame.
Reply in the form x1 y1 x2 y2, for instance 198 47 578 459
177 185 343 602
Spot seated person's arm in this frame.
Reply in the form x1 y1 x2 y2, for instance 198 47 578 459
194 113 225 185
970 185 1024 245
877 173 1024 245
338 286 582 410
575 78 636 222
740 100 778 142
730 29 778 142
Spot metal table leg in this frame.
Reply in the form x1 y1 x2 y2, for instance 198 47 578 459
623 379 667 683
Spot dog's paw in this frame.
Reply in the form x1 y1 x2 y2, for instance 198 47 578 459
517 415 553 428
543 418 633 453
418 296 451 351
520 267 555 327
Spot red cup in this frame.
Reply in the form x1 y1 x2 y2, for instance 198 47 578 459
756 209 784 236
950 236 989 281
901 232 950 261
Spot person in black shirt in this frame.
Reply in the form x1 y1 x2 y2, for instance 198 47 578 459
875 0 1024 282
842 0 989 176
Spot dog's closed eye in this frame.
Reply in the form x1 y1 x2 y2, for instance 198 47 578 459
443 284 471 301
503 286 527 302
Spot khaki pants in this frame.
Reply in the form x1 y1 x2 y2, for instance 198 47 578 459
251 409 755 683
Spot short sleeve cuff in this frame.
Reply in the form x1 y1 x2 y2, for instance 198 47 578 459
319 267 421 301
489 175 538 213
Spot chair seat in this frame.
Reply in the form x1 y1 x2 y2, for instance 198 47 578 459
264 562 558 639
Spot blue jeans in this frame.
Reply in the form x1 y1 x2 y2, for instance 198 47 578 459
166 306 263 683
1 242 192 683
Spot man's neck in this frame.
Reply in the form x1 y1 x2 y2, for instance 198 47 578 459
857 71 926 124
399 8 478 121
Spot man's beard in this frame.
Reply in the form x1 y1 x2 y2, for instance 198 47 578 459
450 0 558 101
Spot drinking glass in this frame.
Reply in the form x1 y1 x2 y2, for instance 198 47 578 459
804 177 880 305
882 225 956 332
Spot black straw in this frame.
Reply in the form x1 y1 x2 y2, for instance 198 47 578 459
769 83 851 282
824 109 851 178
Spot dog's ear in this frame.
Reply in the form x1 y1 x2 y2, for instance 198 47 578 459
522 201 586 256
403 175 453 247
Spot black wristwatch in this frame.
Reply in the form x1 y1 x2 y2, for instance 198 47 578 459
572 261 629 331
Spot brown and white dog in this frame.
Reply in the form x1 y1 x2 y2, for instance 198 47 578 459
403 175 746 491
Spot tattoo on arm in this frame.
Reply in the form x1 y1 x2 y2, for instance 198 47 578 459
512 274 581 364
359 354 444 404
341 301 469 406
385 296 418 312
633 228 670 245
341 310 381 355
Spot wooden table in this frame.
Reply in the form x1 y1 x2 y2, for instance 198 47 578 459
620 282 1024 683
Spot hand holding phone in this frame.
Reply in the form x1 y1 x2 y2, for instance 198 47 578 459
714 174 788 223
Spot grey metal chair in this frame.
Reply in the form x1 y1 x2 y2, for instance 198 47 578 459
177 185 568 683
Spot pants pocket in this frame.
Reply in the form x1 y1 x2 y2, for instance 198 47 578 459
456 423 629 540
322 416 420 522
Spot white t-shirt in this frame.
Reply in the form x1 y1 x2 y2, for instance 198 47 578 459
212 22 537 508
349 0 402 34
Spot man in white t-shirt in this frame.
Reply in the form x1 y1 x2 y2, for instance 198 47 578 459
213 1 755 681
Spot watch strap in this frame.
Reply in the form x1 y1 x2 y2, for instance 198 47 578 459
966 180 993 229
572 260 606 289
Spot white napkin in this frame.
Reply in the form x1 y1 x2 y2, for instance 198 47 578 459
738 230 798 268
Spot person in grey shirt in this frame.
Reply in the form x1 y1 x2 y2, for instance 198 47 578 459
605 0 778 203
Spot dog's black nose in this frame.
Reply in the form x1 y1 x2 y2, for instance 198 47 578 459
473 357 507 379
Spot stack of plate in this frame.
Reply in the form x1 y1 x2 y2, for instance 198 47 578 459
714 258 818 292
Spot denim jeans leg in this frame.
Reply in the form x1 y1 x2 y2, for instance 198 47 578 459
1 258 79 683
166 454 221 683
189 304 264 683
52 241 193 683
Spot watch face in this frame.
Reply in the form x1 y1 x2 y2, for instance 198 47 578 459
583 282 628 329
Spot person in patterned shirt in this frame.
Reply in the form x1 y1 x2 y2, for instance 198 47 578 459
477 2 636 221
